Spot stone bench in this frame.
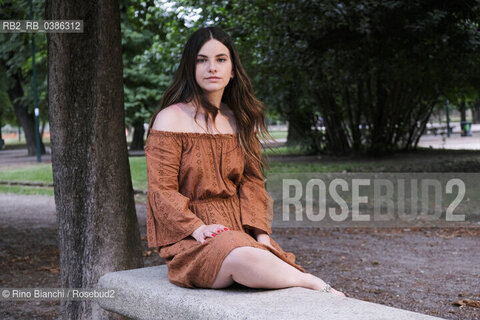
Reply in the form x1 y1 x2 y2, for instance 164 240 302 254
425 125 455 136
97 265 444 320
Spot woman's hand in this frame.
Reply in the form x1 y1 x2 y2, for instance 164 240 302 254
256 233 274 249
191 224 230 244
252 228 275 250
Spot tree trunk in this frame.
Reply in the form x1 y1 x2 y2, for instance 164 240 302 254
0 111 3 150
314 87 350 156
129 122 145 151
286 109 311 146
46 1 144 319
41 120 46 138
8 73 46 156
472 100 480 124
0 107 3 141
460 96 466 123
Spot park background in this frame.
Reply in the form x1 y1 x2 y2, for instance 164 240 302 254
1 0 480 319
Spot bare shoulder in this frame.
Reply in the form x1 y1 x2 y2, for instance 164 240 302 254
151 103 190 132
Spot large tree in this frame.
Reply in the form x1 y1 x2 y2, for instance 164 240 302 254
46 1 143 319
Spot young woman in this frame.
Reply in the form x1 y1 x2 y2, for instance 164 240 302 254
145 26 345 297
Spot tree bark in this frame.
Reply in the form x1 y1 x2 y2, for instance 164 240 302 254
0 111 3 150
460 96 467 123
286 109 312 146
8 73 46 156
472 100 480 124
41 120 46 138
0 107 3 143
314 86 350 156
46 1 144 319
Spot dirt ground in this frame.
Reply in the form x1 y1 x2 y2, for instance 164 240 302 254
1 148 480 319
0 192 479 320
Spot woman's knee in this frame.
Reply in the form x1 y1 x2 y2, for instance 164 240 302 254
211 268 234 289
223 246 264 268
211 248 253 289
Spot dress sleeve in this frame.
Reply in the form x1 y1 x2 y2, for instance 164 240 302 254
238 139 273 236
145 132 205 248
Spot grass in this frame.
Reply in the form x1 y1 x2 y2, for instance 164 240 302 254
2 131 289 149
0 144 311 197
0 157 148 191
129 157 148 191
1 146 478 198
2 136 135 148
0 155 371 198
0 184 54 196
263 145 306 156
266 131 288 140
266 161 368 173
0 163 53 183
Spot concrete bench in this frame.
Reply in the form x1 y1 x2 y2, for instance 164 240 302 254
425 125 455 136
97 265 444 320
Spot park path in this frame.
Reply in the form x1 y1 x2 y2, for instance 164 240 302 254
418 134 480 150
1 194 480 319
0 193 147 232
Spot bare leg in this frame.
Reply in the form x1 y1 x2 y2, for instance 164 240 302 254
211 246 345 296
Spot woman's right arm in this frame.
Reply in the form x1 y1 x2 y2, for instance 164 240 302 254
145 107 229 247
145 107 205 248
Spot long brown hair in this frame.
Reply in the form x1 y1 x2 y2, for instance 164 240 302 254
147 26 273 173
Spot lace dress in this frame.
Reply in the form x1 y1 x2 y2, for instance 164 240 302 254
145 128 306 288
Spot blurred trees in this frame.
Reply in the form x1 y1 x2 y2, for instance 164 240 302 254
178 0 480 155
1 0 479 155
0 0 47 155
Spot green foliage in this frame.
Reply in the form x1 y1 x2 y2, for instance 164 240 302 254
0 0 47 127
121 0 205 129
172 0 480 155
2 0 479 155
0 64 15 126
121 3 161 127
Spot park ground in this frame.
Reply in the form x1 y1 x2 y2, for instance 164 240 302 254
1 132 480 319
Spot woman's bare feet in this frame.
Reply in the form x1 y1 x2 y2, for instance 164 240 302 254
329 287 346 297
304 273 346 297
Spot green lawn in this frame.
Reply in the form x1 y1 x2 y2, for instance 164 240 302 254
1 145 365 197
266 131 288 139
267 161 368 173
0 147 352 195
263 145 305 156
0 157 148 193
3 146 476 198
3 136 136 146
0 184 54 196
0 163 53 182
130 157 147 190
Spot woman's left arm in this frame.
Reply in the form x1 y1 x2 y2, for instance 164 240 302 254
238 140 274 240
251 227 273 248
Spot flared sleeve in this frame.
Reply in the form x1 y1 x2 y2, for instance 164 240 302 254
238 139 274 236
145 132 205 248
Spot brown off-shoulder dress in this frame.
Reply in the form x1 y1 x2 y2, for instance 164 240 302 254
145 128 306 288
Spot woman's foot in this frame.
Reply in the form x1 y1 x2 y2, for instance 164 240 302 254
304 273 346 297
329 287 346 297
